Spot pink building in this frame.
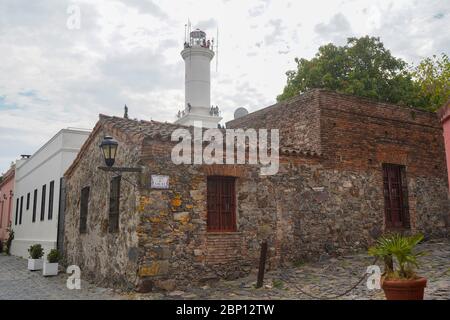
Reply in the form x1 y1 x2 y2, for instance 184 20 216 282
439 101 450 191
0 166 15 243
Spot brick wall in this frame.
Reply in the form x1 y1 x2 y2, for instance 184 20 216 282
227 90 322 154
317 90 449 235
318 90 446 176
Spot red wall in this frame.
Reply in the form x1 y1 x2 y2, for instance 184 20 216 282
439 104 450 191
0 167 14 242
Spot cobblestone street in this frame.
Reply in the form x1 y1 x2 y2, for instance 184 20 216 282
130 238 450 300
0 255 121 300
1 239 449 300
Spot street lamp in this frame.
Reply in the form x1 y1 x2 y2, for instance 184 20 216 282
98 136 142 189
99 136 118 167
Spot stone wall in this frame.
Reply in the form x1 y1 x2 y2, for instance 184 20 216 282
135 139 256 290
227 90 322 154
135 137 386 289
64 126 142 290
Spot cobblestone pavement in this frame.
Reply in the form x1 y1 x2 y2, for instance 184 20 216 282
130 238 450 300
0 255 121 300
1 239 449 300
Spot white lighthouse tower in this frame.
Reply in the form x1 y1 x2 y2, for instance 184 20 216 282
175 28 222 128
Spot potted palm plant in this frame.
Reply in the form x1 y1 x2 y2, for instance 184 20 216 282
368 233 427 300
43 249 60 276
27 244 44 271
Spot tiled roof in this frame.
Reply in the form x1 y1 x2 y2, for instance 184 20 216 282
66 112 322 177
99 114 194 142
99 115 323 155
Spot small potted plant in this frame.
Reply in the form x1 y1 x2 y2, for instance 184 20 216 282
27 244 44 271
368 233 427 300
43 249 60 276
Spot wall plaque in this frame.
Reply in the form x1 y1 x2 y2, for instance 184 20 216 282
151 175 169 189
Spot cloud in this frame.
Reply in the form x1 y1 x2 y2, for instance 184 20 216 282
248 0 271 17
314 13 352 44
265 19 285 45
117 0 168 19
196 18 218 31
433 12 445 19
99 49 183 91
370 0 450 62
0 0 449 174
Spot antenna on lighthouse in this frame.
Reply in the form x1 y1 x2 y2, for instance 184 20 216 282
188 19 192 45
216 26 219 72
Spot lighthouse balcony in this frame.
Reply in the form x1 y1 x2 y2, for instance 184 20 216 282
175 112 222 129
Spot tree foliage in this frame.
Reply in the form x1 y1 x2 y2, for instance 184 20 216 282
277 36 449 111
413 53 450 111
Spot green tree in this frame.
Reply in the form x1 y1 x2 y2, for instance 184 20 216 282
277 36 426 108
413 53 450 111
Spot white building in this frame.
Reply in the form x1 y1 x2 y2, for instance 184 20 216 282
175 28 222 128
11 128 90 258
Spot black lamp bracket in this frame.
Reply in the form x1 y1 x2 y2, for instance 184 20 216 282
98 166 142 188
98 166 142 173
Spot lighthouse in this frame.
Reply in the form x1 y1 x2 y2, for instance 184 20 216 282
175 28 222 128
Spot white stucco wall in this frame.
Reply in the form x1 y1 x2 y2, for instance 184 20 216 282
11 128 90 258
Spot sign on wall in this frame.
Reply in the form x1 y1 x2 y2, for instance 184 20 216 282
151 175 169 189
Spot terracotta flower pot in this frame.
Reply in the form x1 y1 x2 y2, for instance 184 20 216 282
381 277 427 300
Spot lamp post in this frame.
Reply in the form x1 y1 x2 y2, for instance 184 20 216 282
99 136 118 167
98 136 142 187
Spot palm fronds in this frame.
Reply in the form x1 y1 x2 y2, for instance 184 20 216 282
368 233 425 279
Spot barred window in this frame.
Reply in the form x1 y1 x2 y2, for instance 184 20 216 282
48 181 54 220
15 198 19 225
79 186 90 234
109 176 121 233
19 196 23 225
40 184 46 221
207 176 236 232
26 193 30 210
32 189 38 223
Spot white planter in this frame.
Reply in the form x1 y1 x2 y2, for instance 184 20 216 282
28 258 43 271
43 262 59 276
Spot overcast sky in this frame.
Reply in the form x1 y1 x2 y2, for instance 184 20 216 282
0 0 449 174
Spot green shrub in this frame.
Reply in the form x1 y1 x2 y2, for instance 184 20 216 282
28 244 44 259
368 233 425 280
47 249 60 263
